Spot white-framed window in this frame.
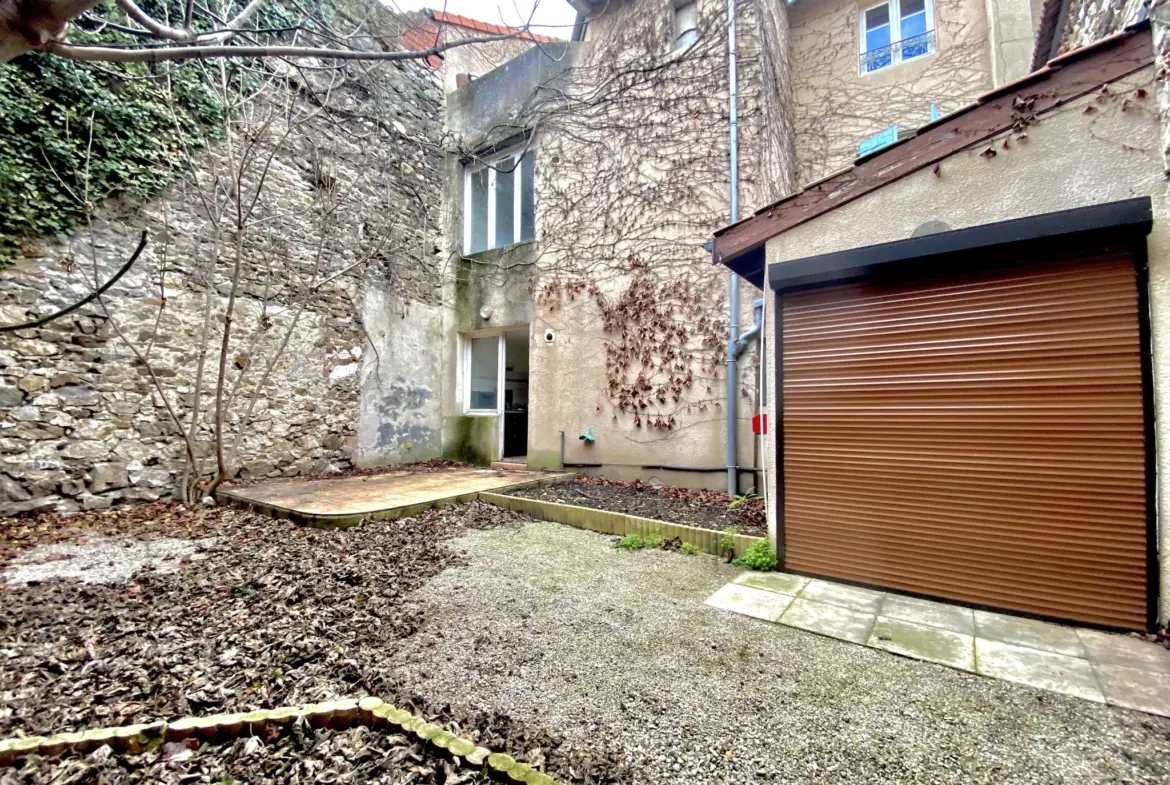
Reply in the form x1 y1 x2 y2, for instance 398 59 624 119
464 334 504 413
463 148 535 255
673 0 698 49
860 0 934 73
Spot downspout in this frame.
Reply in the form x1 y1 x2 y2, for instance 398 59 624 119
725 0 741 499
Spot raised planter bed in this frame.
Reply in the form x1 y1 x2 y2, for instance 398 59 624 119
480 492 766 557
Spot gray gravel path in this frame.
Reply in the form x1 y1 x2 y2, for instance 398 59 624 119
390 520 1170 785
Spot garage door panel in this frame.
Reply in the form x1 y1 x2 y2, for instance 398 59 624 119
781 250 1149 629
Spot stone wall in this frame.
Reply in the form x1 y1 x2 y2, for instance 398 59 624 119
0 57 444 515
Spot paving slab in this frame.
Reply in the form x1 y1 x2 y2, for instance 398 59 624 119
800 579 884 614
1095 663 1170 716
218 467 568 524
779 597 875 644
705 584 795 623
975 638 1105 703
1077 629 1170 675
868 616 975 671
972 610 1086 658
881 594 975 636
733 571 810 596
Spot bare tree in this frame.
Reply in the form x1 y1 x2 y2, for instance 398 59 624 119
0 0 541 64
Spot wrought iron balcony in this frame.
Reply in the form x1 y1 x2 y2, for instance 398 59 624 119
861 30 936 72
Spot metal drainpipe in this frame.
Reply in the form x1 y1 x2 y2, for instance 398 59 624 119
725 0 741 499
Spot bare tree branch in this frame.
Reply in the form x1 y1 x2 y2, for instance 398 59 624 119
0 230 148 333
112 0 195 41
42 29 529 63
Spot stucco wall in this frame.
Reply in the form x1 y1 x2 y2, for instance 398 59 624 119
761 66 1169 622
440 0 772 490
788 0 995 184
441 33 542 95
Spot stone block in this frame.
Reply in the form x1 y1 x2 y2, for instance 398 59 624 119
880 594 975 636
801 580 885 615
0 385 23 407
90 462 130 492
1096 662 1170 717
81 494 114 511
734 571 810 596
975 638 1104 703
704 583 793 623
62 441 111 460
780 597 875 645
973 611 1085 657
17 374 46 393
50 372 83 388
868 616 975 672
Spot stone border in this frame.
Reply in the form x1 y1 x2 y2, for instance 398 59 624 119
0 697 566 783
480 492 767 557
217 473 575 528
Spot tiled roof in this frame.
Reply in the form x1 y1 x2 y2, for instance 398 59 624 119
400 19 443 68
428 9 564 43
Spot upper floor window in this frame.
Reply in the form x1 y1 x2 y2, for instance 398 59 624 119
861 0 934 73
464 149 535 254
674 0 699 49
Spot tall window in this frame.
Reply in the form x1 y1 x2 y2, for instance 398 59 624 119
861 0 934 73
674 0 698 49
464 149 535 254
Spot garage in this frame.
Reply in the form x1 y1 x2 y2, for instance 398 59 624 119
778 235 1152 629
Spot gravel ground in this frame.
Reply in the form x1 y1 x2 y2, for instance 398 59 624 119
510 476 766 536
388 521 1170 785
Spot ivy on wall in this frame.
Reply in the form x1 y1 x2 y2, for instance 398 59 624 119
0 0 315 266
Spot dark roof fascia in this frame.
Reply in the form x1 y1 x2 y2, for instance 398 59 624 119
767 197 1153 293
712 25 1154 278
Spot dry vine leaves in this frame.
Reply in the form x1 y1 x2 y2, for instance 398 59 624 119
0 500 629 783
511 476 766 536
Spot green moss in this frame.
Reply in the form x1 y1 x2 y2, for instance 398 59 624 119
443 415 495 465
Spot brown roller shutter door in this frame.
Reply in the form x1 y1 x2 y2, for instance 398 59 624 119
781 247 1149 630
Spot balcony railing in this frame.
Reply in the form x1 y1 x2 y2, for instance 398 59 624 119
861 30 936 73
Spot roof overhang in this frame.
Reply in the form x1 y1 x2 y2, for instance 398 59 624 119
767 198 1152 293
567 0 608 14
711 23 1153 285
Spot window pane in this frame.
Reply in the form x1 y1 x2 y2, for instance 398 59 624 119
468 168 488 253
469 337 498 410
675 2 698 37
865 4 890 30
676 28 698 48
865 24 890 52
902 11 929 58
901 0 925 17
494 158 516 249
520 150 535 242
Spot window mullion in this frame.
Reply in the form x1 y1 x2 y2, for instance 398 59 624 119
514 153 523 242
892 0 901 63
487 167 497 250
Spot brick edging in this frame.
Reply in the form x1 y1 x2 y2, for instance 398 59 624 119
479 492 766 557
0 697 566 783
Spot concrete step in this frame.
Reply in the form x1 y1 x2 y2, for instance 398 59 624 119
491 461 527 472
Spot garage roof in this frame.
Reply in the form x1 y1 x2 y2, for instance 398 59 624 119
711 21 1154 288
